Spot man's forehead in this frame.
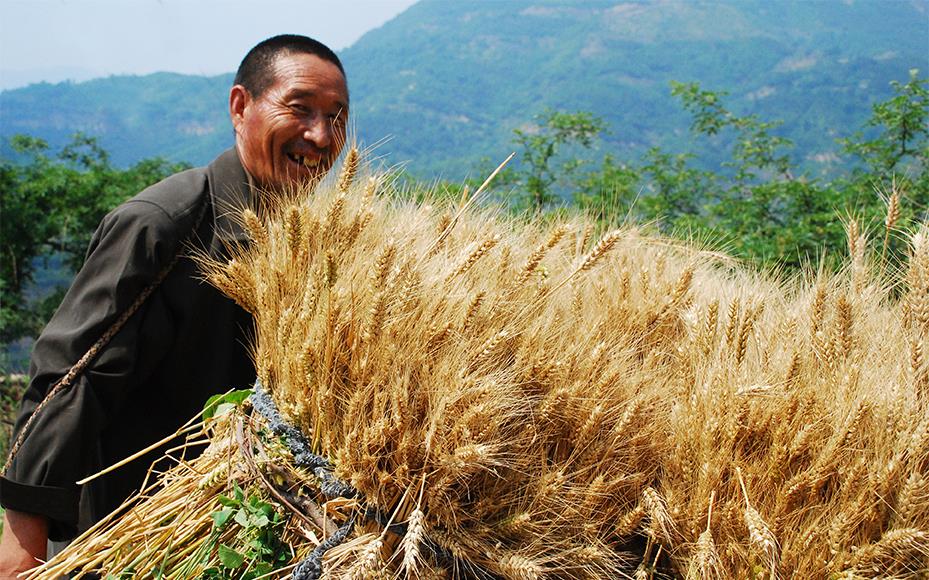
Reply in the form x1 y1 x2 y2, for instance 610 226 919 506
270 53 347 94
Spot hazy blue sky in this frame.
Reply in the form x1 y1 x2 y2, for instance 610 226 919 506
0 0 418 90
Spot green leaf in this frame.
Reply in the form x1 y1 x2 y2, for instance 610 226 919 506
234 508 250 527
202 394 225 422
218 544 245 569
213 402 237 418
216 494 238 508
211 508 234 529
247 537 275 557
202 389 253 422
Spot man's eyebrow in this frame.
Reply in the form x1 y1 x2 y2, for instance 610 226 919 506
286 89 349 111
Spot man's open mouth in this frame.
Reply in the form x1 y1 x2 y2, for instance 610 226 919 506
287 152 321 169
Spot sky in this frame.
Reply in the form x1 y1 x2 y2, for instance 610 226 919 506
0 0 418 90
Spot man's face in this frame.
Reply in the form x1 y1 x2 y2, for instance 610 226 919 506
230 52 349 188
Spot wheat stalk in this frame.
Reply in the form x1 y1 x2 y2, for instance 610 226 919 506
36 155 929 580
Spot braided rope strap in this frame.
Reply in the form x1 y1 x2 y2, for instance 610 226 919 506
249 382 361 580
249 383 474 579
3 200 209 474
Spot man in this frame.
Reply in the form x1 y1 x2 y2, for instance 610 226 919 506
0 34 349 574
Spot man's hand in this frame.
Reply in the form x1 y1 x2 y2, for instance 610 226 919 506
0 509 47 578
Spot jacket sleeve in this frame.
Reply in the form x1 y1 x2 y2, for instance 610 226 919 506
0 199 182 540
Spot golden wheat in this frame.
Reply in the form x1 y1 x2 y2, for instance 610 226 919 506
32 149 929 579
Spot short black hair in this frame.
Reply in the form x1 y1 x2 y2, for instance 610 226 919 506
234 34 346 98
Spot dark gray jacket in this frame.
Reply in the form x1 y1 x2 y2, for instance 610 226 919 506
0 148 256 540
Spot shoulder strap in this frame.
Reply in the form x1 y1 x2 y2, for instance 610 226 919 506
3 198 211 473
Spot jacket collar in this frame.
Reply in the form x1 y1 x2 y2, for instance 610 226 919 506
206 147 253 251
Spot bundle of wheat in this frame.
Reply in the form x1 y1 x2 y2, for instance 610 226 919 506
31 152 928 579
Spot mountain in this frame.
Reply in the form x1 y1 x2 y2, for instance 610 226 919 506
0 65 105 91
0 73 234 167
342 0 928 177
1 0 927 179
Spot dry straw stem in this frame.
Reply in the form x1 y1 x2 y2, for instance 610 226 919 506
882 179 901 268
686 491 722 580
40 152 929 579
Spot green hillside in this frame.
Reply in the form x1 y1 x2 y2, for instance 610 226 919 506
0 73 233 166
341 0 928 176
1 0 927 177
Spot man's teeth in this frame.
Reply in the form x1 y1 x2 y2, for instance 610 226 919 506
290 153 320 168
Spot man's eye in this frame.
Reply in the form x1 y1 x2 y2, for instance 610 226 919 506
290 104 311 114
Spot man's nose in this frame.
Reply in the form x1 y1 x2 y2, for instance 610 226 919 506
303 117 332 149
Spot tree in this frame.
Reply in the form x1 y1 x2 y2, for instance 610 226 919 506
488 72 929 273
637 148 714 233
1 136 67 319
840 68 929 233
665 81 851 268
0 134 190 345
510 110 606 211
574 154 641 223
842 69 929 178
670 81 793 184
835 69 929 267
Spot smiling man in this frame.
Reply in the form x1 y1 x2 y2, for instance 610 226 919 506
0 35 348 574
231 40 349 187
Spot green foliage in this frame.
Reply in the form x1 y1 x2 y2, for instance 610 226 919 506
671 81 793 181
574 154 641 222
0 133 189 344
1 136 64 341
201 484 288 579
638 148 715 231
571 70 929 271
507 109 606 211
666 80 834 268
136 482 288 579
839 69 929 242
446 69 928 273
202 389 253 423
842 69 929 177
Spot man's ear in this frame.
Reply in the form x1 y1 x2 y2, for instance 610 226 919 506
229 85 250 132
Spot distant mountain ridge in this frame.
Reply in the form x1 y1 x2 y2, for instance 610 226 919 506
1 72 234 166
2 0 927 178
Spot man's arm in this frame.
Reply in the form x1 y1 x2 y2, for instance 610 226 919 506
0 200 185 540
0 509 47 576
